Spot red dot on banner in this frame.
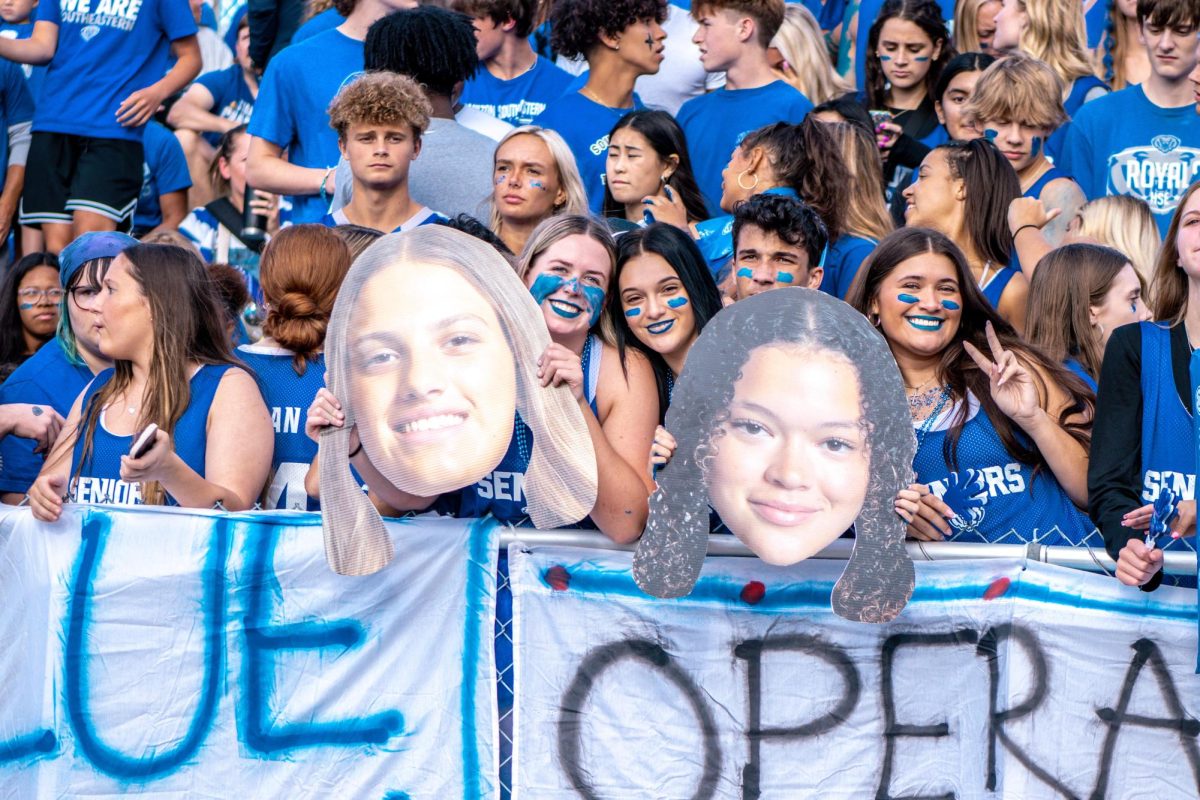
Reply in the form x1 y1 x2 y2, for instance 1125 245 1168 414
740 580 766 605
983 576 1011 601
545 565 571 591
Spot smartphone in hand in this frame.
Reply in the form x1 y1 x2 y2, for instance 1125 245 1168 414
129 423 159 459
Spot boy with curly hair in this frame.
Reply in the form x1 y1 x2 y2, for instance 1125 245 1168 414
530 0 668 212
320 71 447 232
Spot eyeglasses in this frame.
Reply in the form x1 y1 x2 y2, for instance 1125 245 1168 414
68 286 100 308
17 288 65 303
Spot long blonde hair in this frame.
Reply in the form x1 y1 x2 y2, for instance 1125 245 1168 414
1013 0 1096 94
826 122 892 242
770 4 851 104
1072 195 1162 290
953 0 1001 53
488 126 588 235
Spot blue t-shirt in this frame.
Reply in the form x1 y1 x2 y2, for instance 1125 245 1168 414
0 338 93 495
35 0 197 141
237 344 325 511
70 364 232 505
247 27 363 223
675 81 814 216
1085 0 1108 49
531 91 644 213
1057 85 1200 238
461 56 574 127
1046 75 1108 163
819 234 877 299
913 394 1097 547
291 6 342 43
0 57 32 195
0 22 47 104
195 63 255 146
134 120 191 232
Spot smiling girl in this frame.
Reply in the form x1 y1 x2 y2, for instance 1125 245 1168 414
848 227 1096 546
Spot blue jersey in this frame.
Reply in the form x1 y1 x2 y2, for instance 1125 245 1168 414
1024 166 1071 200
0 22 47 104
195 63 255 147
237 344 325 511
70 364 232 506
454 334 601 525
247 27 363 222
1085 0 1108 49
820 234 876 299
461 56 573 127
291 7 342 43
318 206 447 232
980 264 1018 310
531 91 644 213
35 0 196 141
135 120 191 232
1139 322 1195 504
913 394 1097 546
694 186 799 276
0 338 92 495
676 81 814 216
1057 85 1200 237
1046 75 1108 162
1064 357 1099 392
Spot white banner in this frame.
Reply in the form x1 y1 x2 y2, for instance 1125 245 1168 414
510 546 1200 799
0 506 499 800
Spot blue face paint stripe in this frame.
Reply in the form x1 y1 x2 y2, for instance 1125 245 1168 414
736 267 753 279
529 274 565 306
1030 136 1043 159
941 299 960 310
625 307 642 317
18 303 36 310
65 510 228 778
581 284 606 328
898 293 920 304
777 271 795 284
666 297 688 309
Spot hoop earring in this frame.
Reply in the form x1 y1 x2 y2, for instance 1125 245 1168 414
736 170 759 191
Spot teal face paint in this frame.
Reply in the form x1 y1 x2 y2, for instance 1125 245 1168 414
666 297 688 309
1030 136 1042 158
736 267 753 279
529 274 565 306
983 129 998 142
581 284 606 327
625 307 642 317
878 54 892 61
913 56 930 62
897 293 920 304
777 271 795 284
529 180 546 190
18 303 36 310
941 299 960 310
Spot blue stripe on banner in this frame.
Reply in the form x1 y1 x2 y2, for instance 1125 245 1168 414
461 517 498 800
543 560 1198 622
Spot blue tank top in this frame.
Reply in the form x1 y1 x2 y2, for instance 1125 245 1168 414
913 393 1097 546
237 344 326 511
456 334 601 525
70 365 232 506
1064 357 1098 392
981 264 1018 310
1139 322 1195 504
1024 166 1071 200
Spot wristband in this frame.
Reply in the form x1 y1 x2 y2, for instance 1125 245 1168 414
348 441 362 458
319 168 333 205
1012 223 1039 240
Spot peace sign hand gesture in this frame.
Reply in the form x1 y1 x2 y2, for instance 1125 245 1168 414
962 321 1041 427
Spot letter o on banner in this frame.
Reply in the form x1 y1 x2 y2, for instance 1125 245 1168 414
557 639 722 799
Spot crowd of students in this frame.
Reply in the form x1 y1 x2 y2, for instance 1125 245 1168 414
0 0 1197 586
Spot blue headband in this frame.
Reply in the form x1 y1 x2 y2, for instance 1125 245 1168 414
58 231 138 285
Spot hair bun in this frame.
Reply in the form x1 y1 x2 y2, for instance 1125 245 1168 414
274 290 327 322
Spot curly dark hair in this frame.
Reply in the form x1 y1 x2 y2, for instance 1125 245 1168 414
732 193 829 269
632 287 916 623
364 6 481 96
548 0 667 60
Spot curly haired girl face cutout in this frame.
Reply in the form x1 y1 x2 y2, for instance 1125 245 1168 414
705 345 870 565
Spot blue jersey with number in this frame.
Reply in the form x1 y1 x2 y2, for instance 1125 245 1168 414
70 365 232 506
1139 322 1195 504
913 393 1097 546
237 344 326 511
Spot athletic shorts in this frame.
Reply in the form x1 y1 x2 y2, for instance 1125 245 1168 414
20 132 143 227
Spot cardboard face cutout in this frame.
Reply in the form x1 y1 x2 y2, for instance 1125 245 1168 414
633 287 916 623
320 226 598 576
